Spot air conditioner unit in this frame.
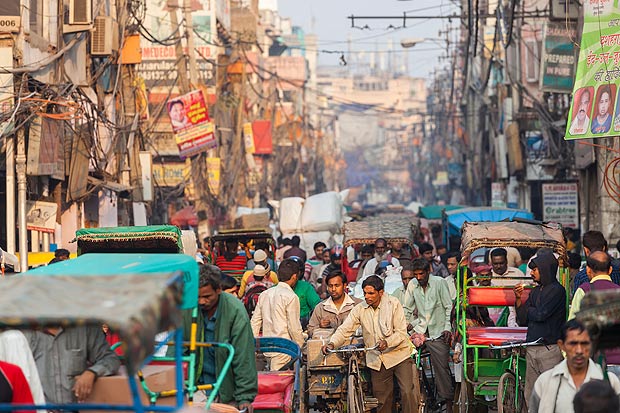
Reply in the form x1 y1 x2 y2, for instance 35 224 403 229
69 0 91 24
91 16 119 56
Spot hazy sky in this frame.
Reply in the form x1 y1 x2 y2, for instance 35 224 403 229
276 0 460 79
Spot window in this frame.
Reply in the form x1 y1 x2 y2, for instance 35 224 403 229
524 38 540 83
29 0 42 35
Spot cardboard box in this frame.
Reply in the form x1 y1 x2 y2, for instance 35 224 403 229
234 212 269 230
307 333 366 368
83 364 181 413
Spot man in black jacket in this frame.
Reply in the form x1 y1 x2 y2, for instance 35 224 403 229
513 249 566 403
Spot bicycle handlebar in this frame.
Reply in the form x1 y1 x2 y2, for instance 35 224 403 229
326 344 380 354
488 337 543 350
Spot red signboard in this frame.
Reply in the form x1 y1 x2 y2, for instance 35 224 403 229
252 120 273 154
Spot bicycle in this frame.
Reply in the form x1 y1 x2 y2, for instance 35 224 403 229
323 344 380 413
489 337 543 413
414 337 447 413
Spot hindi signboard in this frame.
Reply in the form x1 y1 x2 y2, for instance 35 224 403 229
542 182 579 228
167 89 216 157
540 22 577 92
565 0 620 140
0 0 20 33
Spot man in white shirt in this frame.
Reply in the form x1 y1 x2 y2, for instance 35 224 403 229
529 319 620 412
490 248 526 327
362 238 400 277
307 271 361 338
251 258 304 371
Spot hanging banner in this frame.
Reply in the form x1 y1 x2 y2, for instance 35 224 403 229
540 22 577 92
566 0 620 140
542 183 579 228
206 157 220 195
167 89 216 157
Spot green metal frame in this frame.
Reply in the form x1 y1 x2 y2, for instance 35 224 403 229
456 264 570 400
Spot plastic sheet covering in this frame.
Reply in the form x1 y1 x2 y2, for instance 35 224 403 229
577 290 620 350
343 216 415 247
26 253 198 309
460 221 566 265
0 273 183 370
444 207 534 237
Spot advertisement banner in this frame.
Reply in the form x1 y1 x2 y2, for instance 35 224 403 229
152 163 186 186
167 89 216 157
491 182 507 207
566 0 620 140
243 122 255 154
542 183 579 228
540 22 577 92
206 157 220 195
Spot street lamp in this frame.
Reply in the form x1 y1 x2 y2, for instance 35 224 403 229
400 38 445 48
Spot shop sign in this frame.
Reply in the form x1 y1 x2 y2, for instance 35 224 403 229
540 22 577 92
542 182 579 228
166 89 217 157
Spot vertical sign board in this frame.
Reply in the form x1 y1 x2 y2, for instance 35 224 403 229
542 183 579 228
0 0 20 32
540 22 577 92
491 182 507 207
566 0 620 140
0 47 13 136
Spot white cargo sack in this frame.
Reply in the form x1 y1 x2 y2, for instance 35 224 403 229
279 197 305 233
301 192 343 233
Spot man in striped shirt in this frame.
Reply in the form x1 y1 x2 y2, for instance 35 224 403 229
215 240 247 272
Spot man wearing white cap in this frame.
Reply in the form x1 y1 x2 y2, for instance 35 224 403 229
238 250 278 297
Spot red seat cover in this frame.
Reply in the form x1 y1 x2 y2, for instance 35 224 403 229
466 327 528 346
467 287 531 307
253 372 295 413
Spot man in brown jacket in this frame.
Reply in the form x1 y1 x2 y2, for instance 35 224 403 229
307 270 361 338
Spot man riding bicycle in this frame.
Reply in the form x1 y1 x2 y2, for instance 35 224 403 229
322 275 418 413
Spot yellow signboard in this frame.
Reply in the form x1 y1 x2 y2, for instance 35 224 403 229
206 157 221 195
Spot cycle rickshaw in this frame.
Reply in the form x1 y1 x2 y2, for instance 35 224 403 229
0 262 239 413
455 221 569 412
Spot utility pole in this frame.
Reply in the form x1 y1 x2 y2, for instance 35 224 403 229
5 133 15 254
182 0 199 86
169 0 189 92
16 127 28 272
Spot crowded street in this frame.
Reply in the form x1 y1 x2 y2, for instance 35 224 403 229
1 0 620 412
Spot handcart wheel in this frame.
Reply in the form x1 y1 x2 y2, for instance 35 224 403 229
347 373 364 413
497 371 526 413
299 365 309 413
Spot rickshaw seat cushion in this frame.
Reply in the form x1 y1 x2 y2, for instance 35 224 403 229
466 327 528 345
253 371 295 412
467 287 531 307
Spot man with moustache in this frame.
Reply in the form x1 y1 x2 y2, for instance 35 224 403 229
529 320 620 412
569 89 591 135
362 238 400 277
174 264 257 411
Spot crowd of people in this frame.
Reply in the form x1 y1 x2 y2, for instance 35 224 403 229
3 230 620 413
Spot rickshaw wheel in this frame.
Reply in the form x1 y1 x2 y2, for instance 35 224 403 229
347 374 364 413
497 371 525 413
299 365 308 413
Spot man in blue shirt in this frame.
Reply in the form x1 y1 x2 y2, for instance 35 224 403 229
572 231 620 294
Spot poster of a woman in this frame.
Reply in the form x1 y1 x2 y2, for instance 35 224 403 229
591 84 615 134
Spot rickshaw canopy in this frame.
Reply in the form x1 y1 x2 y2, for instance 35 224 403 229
460 221 567 265
26 253 199 309
343 215 416 247
207 228 275 246
0 272 183 371
443 207 535 237
75 225 183 254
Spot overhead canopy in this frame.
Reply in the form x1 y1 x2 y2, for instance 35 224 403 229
444 207 535 237
208 229 275 245
75 225 183 254
26 253 199 309
577 289 620 350
0 273 183 371
460 221 566 264
418 205 465 220
343 216 415 247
